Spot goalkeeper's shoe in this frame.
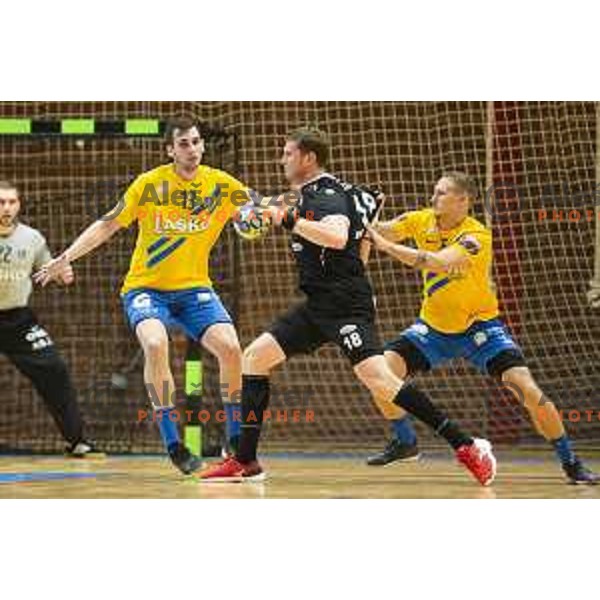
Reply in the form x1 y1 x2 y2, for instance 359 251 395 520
456 438 496 486
65 440 105 459
562 459 600 485
366 439 421 466
168 443 202 475
197 456 266 483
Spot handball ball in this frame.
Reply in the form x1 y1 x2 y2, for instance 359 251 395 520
234 205 271 241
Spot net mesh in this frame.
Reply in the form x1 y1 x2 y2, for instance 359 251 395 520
0 101 599 453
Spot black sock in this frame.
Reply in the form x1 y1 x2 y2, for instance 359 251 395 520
393 384 473 451
237 375 270 463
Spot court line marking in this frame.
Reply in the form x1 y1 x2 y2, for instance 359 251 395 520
0 472 114 484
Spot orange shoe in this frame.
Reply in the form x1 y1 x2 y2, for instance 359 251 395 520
197 456 266 483
456 438 496 486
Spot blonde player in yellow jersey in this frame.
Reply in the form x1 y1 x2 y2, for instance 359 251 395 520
35 117 254 474
366 172 598 484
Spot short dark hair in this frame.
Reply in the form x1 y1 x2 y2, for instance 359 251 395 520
164 116 203 146
443 171 478 201
0 180 18 196
287 127 330 167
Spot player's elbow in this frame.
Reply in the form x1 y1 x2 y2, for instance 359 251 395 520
98 218 123 239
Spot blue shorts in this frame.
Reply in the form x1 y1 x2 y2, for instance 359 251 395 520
385 318 524 376
122 287 233 341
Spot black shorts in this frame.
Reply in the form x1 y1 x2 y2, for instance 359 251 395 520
268 302 382 366
0 307 56 355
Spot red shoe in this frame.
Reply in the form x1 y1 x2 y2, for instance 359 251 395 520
456 438 497 486
197 456 266 483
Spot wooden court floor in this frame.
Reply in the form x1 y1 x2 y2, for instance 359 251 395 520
0 453 599 498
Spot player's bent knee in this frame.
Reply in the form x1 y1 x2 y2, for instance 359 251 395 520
141 336 168 358
502 366 536 390
138 335 169 366
136 319 169 356
354 355 403 402
216 338 242 365
202 324 242 362
243 334 286 375
384 351 409 379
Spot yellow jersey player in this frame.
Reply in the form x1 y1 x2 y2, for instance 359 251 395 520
36 117 252 474
366 171 598 485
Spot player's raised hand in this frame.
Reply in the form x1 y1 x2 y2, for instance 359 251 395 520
33 254 71 287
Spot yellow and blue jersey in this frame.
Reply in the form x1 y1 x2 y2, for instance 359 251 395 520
115 163 247 294
389 208 499 333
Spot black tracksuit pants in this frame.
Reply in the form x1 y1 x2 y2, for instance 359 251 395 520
0 307 84 445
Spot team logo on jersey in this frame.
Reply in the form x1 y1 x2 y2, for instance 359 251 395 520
132 293 152 309
458 235 482 255
473 331 488 347
340 324 358 336
154 213 211 235
291 242 303 253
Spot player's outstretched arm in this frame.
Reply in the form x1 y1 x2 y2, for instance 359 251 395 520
32 233 74 286
373 215 410 242
366 225 469 275
34 216 123 286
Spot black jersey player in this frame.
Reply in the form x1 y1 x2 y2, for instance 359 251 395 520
198 128 496 485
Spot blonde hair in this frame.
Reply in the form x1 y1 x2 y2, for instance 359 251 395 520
443 171 477 201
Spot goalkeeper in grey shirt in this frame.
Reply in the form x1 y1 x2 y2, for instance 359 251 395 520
0 180 100 457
